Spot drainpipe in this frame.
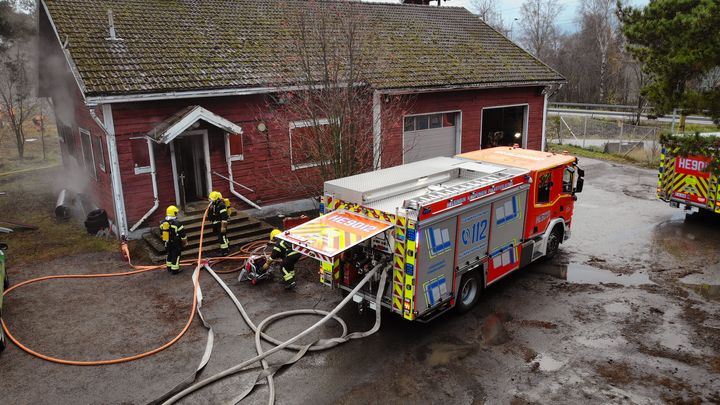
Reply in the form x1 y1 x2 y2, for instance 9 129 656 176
89 105 128 237
129 137 159 231
372 90 382 170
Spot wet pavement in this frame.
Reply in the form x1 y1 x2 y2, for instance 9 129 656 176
1 158 719 404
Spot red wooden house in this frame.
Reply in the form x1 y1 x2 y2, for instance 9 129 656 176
38 0 564 237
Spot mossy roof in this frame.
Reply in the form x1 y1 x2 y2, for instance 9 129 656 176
43 0 564 97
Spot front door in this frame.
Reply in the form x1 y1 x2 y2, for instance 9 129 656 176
175 135 208 209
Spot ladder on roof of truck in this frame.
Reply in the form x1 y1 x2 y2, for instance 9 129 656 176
406 172 517 208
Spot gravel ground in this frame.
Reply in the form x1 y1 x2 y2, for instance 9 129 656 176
1 157 719 404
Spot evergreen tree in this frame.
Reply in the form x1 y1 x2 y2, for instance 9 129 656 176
618 0 720 123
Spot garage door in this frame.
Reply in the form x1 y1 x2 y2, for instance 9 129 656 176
403 112 458 164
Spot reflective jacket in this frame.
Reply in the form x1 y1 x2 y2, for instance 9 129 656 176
209 199 229 223
160 217 186 246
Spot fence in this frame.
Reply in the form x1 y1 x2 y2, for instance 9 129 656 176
546 115 662 165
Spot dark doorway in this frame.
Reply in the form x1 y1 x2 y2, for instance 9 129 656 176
175 135 208 209
481 106 526 149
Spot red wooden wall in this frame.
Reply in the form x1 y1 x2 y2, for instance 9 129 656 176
381 86 546 166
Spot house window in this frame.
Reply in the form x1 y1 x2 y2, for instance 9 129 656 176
404 113 455 132
92 135 106 172
79 128 97 180
131 137 151 174
289 118 331 170
58 123 75 157
416 115 429 130
404 117 414 132
226 132 244 161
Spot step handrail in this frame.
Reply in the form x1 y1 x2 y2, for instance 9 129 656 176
212 171 262 210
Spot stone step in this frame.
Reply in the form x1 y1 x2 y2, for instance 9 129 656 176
150 217 263 240
144 222 273 255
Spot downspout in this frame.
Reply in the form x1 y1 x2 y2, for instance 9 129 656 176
541 84 563 152
129 137 159 232
89 105 128 237
372 90 382 170
223 133 262 210
541 90 549 151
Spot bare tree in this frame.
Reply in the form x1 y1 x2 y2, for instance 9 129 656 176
0 0 37 160
519 0 564 61
0 45 36 160
261 2 408 198
580 0 616 103
471 0 505 32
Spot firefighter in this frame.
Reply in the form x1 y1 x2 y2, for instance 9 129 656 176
208 191 230 256
160 205 187 274
263 229 300 289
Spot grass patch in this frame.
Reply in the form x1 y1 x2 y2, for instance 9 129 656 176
0 120 61 173
0 167 117 266
548 143 659 170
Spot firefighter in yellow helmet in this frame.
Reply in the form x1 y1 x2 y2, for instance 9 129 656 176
208 191 230 256
264 228 300 289
160 205 187 274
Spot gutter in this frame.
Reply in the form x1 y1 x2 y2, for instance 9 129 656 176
378 80 566 96
86 84 312 106
129 137 159 231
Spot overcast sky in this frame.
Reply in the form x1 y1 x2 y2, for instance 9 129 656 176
363 0 650 33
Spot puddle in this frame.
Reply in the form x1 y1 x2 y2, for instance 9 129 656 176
576 335 627 349
604 302 631 314
534 262 653 286
420 342 478 367
683 283 720 301
532 353 564 371
652 218 720 259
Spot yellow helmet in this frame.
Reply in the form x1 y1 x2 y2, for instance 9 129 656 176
269 229 282 240
209 191 222 201
166 205 179 217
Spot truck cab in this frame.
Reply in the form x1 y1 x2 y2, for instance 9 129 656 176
277 147 583 321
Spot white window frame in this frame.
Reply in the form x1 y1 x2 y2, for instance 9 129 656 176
401 110 463 164
480 103 529 149
289 118 331 170
93 134 106 173
224 132 244 162
131 136 153 175
79 128 97 180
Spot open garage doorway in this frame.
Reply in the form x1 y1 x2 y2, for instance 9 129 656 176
481 105 528 149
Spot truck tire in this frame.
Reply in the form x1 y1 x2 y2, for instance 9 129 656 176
455 271 481 313
545 226 562 260
3 273 8 290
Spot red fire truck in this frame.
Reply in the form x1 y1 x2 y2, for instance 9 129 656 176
277 147 584 321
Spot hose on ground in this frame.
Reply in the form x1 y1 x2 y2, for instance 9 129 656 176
161 261 390 405
0 205 217 366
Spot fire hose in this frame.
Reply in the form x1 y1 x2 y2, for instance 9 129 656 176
1 203 391 404
167 261 390 405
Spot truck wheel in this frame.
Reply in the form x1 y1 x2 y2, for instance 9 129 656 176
455 271 481 313
0 326 6 353
545 227 562 260
4 274 9 290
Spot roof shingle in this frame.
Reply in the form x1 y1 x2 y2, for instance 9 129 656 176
43 0 564 97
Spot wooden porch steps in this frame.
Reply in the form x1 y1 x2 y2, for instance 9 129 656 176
142 207 273 261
